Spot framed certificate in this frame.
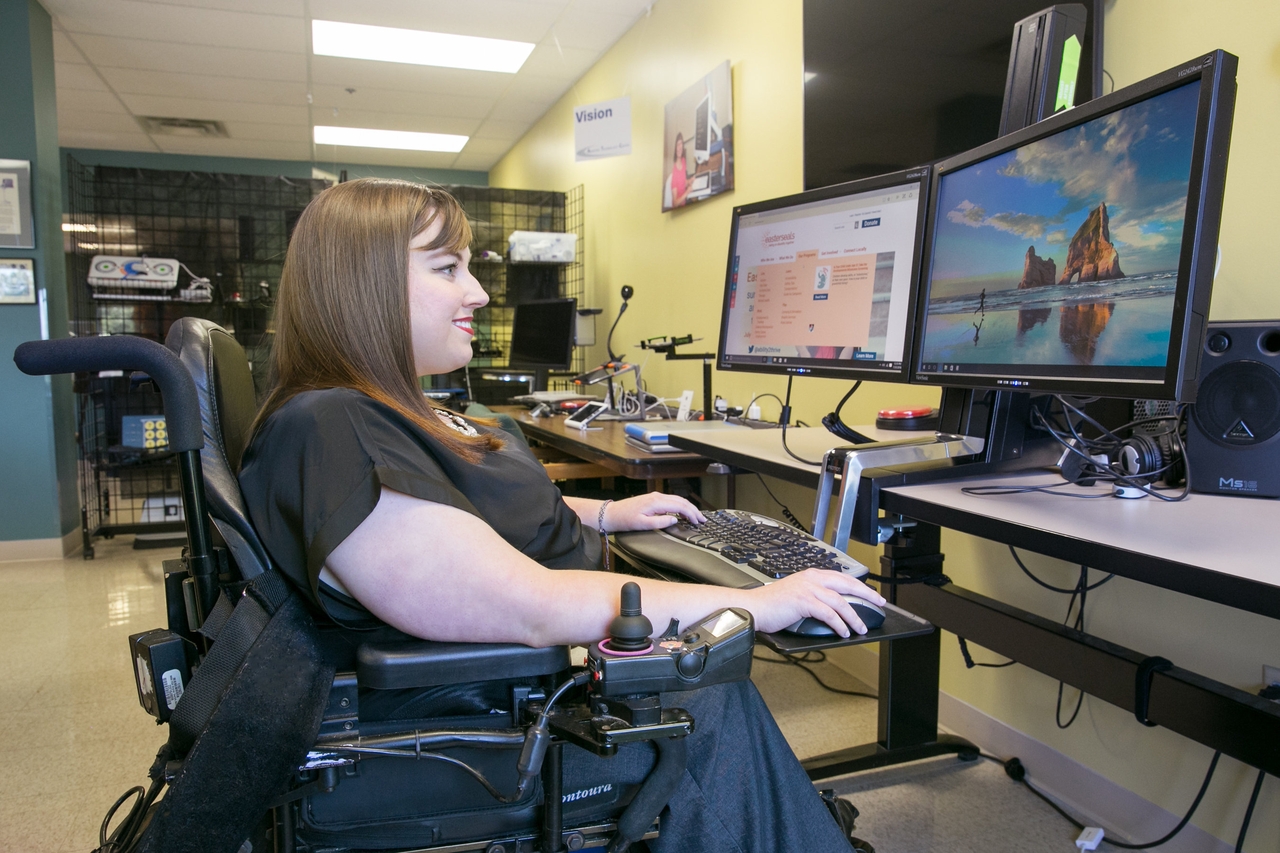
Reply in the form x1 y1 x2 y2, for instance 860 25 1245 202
0 258 36 305
0 159 35 248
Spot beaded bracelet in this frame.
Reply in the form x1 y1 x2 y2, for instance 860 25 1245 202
598 499 614 571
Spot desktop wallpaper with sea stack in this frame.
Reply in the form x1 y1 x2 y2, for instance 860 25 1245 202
920 80 1201 368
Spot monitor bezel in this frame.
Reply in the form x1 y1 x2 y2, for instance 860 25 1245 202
910 50 1237 402
715 165 933 383
507 297 578 371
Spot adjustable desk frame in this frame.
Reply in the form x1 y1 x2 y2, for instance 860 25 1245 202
669 408 1280 781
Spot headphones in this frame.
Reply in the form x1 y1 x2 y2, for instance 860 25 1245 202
1061 421 1186 488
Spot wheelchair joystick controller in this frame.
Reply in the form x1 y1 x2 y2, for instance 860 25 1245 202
603 582 652 653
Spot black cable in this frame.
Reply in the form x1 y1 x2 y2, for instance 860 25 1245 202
780 374 824 466
754 473 810 533
753 649 877 699
1008 546 1115 594
1056 571 1087 729
744 392 785 419
821 381 869 443
957 635 1016 668
1103 68 1116 94
1234 769 1266 853
991 751 1222 850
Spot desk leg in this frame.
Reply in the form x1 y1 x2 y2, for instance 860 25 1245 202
801 523 977 781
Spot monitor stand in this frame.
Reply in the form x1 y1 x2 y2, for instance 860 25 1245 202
812 389 1062 547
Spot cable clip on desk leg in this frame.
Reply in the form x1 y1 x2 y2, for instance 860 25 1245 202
1134 655 1173 727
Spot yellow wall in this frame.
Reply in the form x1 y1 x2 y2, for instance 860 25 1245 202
493 0 1280 847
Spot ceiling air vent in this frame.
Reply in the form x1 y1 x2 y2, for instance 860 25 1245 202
138 116 229 138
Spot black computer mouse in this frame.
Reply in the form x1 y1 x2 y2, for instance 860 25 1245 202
783 598 886 636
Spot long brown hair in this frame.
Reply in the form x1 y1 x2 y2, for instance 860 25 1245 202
252 178 501 462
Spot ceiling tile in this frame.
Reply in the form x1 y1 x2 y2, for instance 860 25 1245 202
309 84 494 121
70 34 306 82
449 151 506 172
142 0 305 16
470 118 536 139
47 0 305 53
547 9 639 50
100 67 307 107
118 94 308 125
518 42 598 79
56 110 144 135
458 137 518 157
305 0 564 42
55 61 109 91
56 88 129 114
221 122 310 143
309 56 514 100
58 129 158 151
153 136 312 160
488 90 559 124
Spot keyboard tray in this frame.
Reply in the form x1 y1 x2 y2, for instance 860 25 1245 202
611 530 935 652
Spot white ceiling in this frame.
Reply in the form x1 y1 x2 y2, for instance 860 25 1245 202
45 0 653 172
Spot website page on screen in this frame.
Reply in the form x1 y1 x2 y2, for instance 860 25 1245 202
722 183 921 373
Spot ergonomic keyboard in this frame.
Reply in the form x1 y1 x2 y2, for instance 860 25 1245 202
612 509 868 590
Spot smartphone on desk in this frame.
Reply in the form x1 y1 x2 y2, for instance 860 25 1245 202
565 401 608 429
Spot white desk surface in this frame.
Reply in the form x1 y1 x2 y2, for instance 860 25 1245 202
668 425 1280 611
884 472 1280 593
667 424 933 484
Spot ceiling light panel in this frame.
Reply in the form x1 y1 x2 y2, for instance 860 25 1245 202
313 125 468 153
311 20 535 73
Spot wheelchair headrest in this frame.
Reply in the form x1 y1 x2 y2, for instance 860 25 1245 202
165 318 270 579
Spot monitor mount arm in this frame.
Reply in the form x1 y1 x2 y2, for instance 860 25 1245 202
638 335 715 421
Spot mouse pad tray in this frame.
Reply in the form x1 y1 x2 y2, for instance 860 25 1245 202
757 603 933 654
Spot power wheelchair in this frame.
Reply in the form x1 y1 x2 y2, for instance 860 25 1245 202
15 318 756 853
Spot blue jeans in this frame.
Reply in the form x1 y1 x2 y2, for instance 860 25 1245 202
562 680 852 853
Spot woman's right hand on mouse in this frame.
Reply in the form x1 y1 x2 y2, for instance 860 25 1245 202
744 569 886 638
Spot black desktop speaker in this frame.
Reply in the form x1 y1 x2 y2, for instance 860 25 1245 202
1187 320 1280 497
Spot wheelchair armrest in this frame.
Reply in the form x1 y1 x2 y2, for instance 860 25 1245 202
356 640 571 690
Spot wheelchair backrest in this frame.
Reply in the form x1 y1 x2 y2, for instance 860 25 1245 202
165 318 270 580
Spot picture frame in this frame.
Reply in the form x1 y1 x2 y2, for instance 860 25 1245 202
0 258 36 305
661 62 735 212
0 159 35 249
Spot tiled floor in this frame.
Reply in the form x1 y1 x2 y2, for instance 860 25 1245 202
2 537 1076 853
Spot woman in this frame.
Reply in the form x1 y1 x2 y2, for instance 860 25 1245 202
664 133 690 209
239 178 881 852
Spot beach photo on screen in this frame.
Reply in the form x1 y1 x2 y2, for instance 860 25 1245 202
921 80 1201 368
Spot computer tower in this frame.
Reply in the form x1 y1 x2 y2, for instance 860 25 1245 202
1187 320 1280 497
999 4 1088 136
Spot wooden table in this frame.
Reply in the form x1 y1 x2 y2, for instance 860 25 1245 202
501 408 726 492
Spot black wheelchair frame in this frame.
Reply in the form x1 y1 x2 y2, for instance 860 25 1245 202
15 327 754 853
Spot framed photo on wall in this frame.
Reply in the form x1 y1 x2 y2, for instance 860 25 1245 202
662 61 734 212
0 258 36 304
0 160 35 249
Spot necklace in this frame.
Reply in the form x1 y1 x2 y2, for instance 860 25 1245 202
434 409 479 437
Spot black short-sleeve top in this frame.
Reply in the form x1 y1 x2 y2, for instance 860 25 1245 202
238 388 602 627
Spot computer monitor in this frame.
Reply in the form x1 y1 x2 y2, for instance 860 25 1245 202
693 92 721 165
911 51 1236 403
717 166 931 383
507 298 577 375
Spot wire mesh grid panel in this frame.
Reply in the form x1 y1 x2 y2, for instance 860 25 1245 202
64 157 329 553
444 185 586 380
